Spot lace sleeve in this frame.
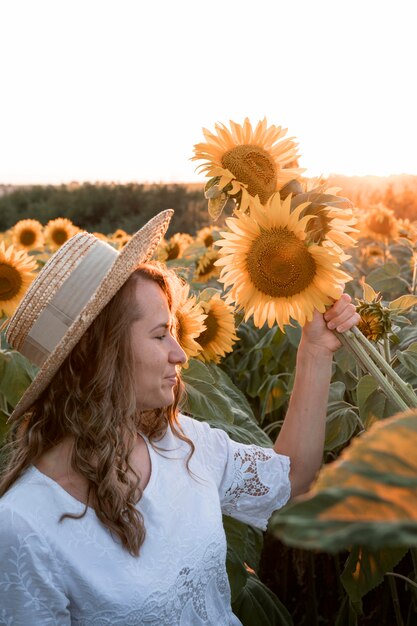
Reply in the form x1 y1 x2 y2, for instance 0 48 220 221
0 506 71 625
197 421 291 530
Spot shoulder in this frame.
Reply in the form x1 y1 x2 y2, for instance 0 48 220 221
176 413 214 441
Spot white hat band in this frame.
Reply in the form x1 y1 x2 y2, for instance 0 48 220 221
22 241 118 366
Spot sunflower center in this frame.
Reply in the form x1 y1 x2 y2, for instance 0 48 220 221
52 228 70 245
0 263 22 301
221 144 277 203
166 243 180 260
203 234 214 247
246 228 317 297
19 229 37 246
197 256 217 277
197 310 217 347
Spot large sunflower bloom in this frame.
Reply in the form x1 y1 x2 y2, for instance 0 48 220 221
358 204 399 242
195 293 238 364
44 218 77 250
12 219 44 250
215 193 351 330
192 118 303 212
0 242 38 317
175 283 207 361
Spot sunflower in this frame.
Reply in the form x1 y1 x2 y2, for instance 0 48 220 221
112 228 129 240
358 204 399 242
192 118 303 213
215 193 351 330
195 293 238 363
355 285 392 342
196 225 219 248
175 283 207 361
92 232 110 242
359 243 388 267
397 218 417 243
157 233 193 262
194 249 221 283
12 219 44 250
290 184 358 250
44 218 77 250
356 302 391 342
113 234 132 249
0 242 38 318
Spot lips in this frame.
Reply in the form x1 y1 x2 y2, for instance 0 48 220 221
164 376 177 385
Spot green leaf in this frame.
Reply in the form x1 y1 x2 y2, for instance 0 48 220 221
197 287 222 302
396 348 417 377
208 194 228 221
224 516 263 587
356 374 399 427
181 359 272 446
0 409 10 445
366 263 410 299
328 381 346 403
258 376 288 422
270 410 417 553
340 545 407 604
362 282 378 302
324 402 359 453
232 573 294 626
0 349 38 408
389 295 417 312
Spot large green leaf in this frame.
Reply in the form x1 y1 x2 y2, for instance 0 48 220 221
223 516 264 602
269 410 417 552
324 401 360 453
356 374 399 426
366 262 409 299
340 545 407 606
232 573 293 626
181 359 272 446
223 515 293 624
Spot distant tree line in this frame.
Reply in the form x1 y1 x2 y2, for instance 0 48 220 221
0 183 221 236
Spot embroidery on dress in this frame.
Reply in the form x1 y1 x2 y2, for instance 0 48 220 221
73 541 230 626
223 447 272 507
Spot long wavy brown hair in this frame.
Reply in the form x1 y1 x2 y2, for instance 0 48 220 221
0 263 194 556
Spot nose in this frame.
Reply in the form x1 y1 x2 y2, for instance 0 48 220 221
169 335 187 365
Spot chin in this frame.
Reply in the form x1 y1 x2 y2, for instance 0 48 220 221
139 394 175 412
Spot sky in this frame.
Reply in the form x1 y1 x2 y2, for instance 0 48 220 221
0 0 416 185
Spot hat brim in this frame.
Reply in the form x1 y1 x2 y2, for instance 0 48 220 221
8 209 173 422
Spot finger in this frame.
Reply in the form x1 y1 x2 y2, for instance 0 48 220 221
326 307 361 332
324 294 353 320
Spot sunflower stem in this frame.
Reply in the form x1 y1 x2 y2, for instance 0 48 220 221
383 335 392 364
350 326 417 408
412 254 417 296
334 330 409 412
387 575 405 626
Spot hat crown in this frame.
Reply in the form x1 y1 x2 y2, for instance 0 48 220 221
6 232 111 356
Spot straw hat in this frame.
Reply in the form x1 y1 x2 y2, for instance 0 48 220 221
5 209 174 422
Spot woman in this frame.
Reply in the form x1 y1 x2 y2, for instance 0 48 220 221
0 209 359 625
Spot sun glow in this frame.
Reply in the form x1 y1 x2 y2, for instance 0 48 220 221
0 1 415 185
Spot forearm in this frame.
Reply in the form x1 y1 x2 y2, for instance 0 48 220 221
274 338 333 497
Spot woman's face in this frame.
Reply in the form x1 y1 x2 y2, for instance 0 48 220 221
131 277 186 411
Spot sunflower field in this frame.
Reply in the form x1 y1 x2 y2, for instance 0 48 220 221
2 119 417 625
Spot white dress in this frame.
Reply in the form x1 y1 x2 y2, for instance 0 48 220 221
0 414 291 626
